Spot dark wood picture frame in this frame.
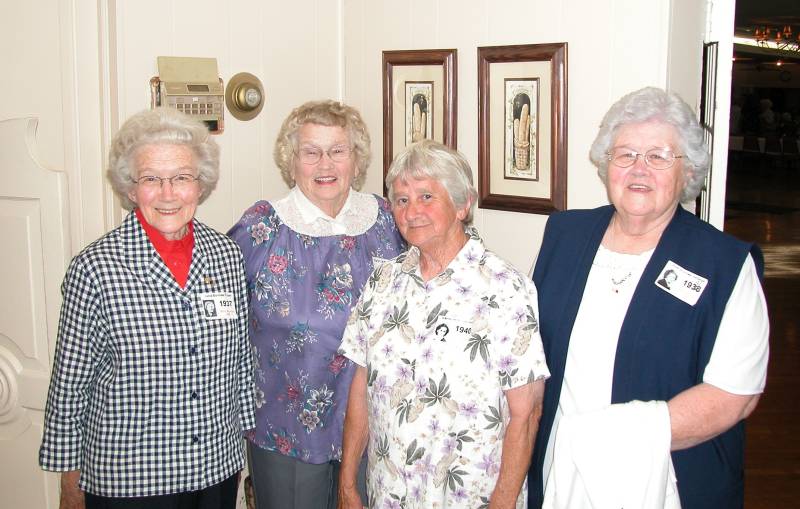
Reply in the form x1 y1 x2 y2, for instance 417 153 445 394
478 43 567 214
383 49 457 186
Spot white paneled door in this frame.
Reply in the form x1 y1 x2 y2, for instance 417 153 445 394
0 118 70 509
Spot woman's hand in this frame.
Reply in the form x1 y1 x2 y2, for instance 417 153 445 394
59 470 84 509
338 366 369 509
489 379 545 508
337 483 364 509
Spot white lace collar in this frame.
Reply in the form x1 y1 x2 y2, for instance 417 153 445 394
272 187 380 237
292 186 353 225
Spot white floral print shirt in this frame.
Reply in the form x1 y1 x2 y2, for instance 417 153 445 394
339 229 550 508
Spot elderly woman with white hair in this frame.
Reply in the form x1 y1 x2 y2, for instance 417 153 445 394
228 100 405 509
528 87 769 509
338 140 550 508
39 107 255 509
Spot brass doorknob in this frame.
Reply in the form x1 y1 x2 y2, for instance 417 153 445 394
225 72 264 121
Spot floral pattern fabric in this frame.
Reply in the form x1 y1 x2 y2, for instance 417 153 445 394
339 229 550 508
229 194 405 463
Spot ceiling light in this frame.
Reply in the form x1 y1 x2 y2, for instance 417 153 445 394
751 24 800 52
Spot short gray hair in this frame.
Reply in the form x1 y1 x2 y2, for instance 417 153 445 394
588 87 709 203
274 100 370 189
385 140 478 224
107 107 220 210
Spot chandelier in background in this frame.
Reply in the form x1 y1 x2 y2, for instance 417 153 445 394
753 25 800 52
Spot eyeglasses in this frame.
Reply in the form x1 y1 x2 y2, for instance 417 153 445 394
132 174 200 189
606 148 684 170
296 145 352 165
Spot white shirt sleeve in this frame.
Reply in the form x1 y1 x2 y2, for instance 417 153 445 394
702 254 769 395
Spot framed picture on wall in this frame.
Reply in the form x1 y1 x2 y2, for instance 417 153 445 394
383 49 457 187
477 43 567 214
405 81 434 146
504 78 540 181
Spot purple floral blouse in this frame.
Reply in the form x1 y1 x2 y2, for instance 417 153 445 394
228 195 405 463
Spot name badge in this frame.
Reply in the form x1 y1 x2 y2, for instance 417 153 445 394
198 292 237 320
433 316 478 344
654 261 708 306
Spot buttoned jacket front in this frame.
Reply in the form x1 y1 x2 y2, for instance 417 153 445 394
40 211 256 497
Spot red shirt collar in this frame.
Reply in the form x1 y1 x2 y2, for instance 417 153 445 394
135 208 195 253
135 208 194 288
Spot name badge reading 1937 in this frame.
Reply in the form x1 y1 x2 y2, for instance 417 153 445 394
198 292 237 320
654 260 708 306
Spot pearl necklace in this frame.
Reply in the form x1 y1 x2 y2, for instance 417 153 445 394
607 217 633 293
610 269 633 292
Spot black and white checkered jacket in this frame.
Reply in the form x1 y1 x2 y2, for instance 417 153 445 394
39 211 255 497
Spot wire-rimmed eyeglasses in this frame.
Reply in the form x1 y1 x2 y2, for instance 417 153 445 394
606 148 684 170
296 145 352 165
131 174 200 189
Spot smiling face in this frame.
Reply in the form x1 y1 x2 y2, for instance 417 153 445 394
127 143 200 240
291 123 356 217
606 121 687 226
391 176 468 255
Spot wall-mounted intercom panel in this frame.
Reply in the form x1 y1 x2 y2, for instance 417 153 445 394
150 56 224 133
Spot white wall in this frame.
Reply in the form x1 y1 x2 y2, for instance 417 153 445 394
667 0 705 112
344 0 672 271
1 0 689 271
114 0 345 231
111 0 687 272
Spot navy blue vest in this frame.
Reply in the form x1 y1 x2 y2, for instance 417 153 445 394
528 205 763 509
